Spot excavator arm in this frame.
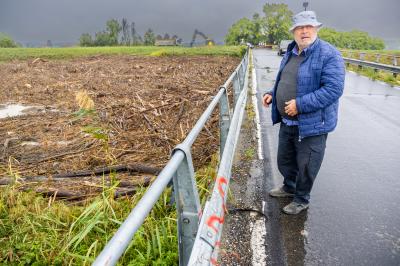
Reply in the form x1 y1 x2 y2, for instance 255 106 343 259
190 29 214 47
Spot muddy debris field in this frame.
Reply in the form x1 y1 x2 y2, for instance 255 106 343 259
0 55 239 200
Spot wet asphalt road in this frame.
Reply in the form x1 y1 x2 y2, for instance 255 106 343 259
253 48 400 266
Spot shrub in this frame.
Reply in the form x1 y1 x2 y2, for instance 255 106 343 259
0 33 18 48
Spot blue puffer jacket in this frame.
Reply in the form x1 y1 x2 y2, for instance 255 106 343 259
270 38 345 139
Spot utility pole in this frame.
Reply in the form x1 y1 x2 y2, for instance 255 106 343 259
303 2 309 11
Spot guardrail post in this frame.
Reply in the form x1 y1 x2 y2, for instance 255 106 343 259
375 54 381 63
238 64 245 89
232 72 240 108
172 145 201 266
219 87 231 160
393 55 399 66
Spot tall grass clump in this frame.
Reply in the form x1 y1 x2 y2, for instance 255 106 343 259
347 64 400 87
0 155 218 265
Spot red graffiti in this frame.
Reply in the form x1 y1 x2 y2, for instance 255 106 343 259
217 176 228 213
210 257 219 265
206 214 225 233
205 176 229 234
217 176 227 199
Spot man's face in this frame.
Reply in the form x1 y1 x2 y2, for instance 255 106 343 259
293 25 318 49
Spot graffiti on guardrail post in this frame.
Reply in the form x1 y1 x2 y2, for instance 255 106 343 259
205 176 228 232
188 51 250 265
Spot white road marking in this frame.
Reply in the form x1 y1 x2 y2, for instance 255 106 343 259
250 54 267 265
250 216 267 265
251 56 264 160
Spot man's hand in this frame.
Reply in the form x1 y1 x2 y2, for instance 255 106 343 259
262 94 273 107
285 99 298 116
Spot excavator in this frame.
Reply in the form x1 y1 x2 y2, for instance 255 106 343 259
190 29 215 47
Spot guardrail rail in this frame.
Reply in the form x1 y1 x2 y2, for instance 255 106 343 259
93 48 251 266
343 57 400 77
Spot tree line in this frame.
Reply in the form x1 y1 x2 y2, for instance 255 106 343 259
79 18 182 47
224 3 385 50
0 32 19 47
318 28 384 50
225 3 293 46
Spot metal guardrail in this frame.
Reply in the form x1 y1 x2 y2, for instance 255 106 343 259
343 57 400 77
92 49 250 266
340 50 400 66
187 53 250 265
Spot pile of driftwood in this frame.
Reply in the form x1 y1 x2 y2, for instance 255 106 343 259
0 55 239 199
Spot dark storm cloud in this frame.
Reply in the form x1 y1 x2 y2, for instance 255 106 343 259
0 0 398 45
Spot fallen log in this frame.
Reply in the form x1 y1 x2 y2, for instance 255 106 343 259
0 175 152 187
35 188 83 199
0 163 161 182
46 163 162 178
18 187 139 200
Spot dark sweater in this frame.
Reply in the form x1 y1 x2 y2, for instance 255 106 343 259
276 55 304 120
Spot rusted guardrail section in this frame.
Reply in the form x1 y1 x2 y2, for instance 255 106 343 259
92 49 250 266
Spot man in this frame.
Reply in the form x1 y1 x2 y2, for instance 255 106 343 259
262 11 345 215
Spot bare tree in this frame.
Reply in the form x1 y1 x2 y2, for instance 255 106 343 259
121 18 131 45
131 22 141 45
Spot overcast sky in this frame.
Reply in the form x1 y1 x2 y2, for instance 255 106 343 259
0 0 399 45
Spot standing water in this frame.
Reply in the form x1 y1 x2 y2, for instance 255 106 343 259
0 104 31 118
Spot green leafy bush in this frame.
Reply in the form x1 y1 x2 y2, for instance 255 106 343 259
319 28 385 50
0 33 18 48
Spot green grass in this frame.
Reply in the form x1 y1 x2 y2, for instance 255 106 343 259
245 102 255 121
0 155 218 265
0 46 246 62
244 148 255 160
347 64 400 87
340 49 400 56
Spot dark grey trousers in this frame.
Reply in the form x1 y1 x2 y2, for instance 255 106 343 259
278 123 327 204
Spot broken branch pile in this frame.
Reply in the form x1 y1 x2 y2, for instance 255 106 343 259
0 55 239 199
